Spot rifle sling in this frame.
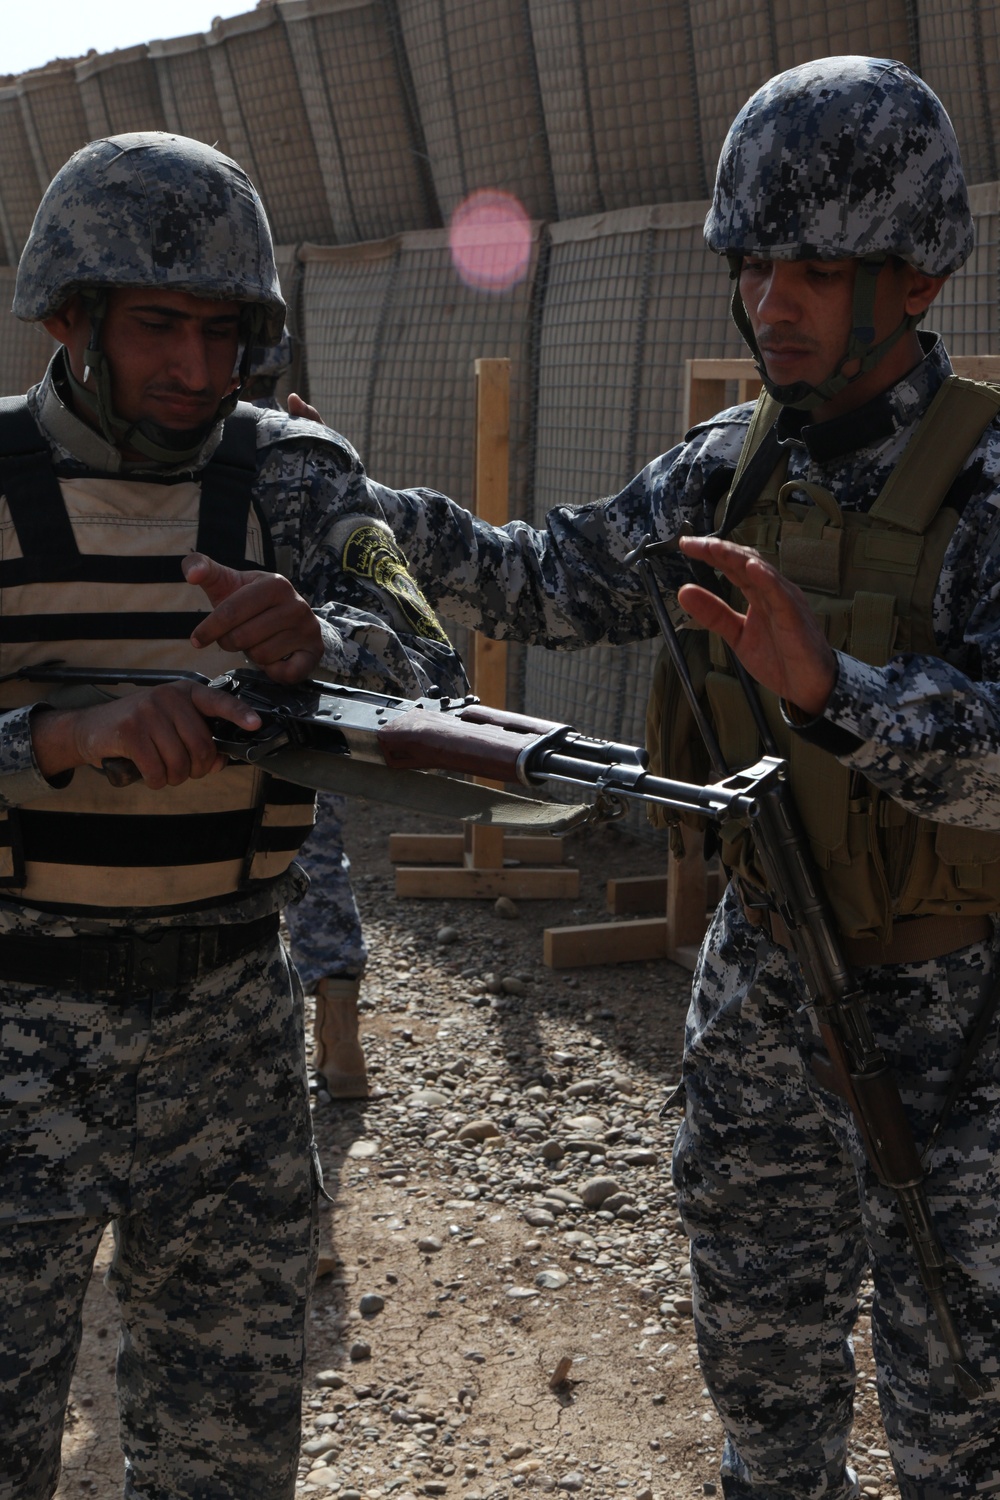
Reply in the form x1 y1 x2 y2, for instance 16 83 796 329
260 747 594 834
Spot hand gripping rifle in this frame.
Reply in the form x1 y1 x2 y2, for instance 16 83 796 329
626 534 988 1400
10 663 778 834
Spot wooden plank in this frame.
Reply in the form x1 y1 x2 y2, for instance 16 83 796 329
465 821 506 869
607 874 668 914
543 917 668 968
952 355 1000 379
395 865 579 900
687 357 759 381
684 364 726 431
388 833 566 865
389 834 465 864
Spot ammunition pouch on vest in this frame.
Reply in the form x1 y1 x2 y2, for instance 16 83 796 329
0 396 316 915
647 376 1000 941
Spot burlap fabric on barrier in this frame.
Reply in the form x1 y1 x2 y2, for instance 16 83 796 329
917 1 1000 186
395 0 556 221
690 0 915 185
522 202 742 753
16 64 91 188
0 270 57 397
282 0 439 243
149 34 232 155
529 0 708 218
0 90 45 266
75 46 168 138
207 8 334 245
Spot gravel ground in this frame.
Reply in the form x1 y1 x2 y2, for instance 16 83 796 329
56 799 899 1500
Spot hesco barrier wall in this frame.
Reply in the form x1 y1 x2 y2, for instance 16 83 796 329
0 271 56 394
3 1 1000 782
149 34 233 157
16 64 91 188
75 46 169 140
283 0 439 243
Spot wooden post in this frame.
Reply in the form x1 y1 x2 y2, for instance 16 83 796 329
391 358 577 900
466 359 510 871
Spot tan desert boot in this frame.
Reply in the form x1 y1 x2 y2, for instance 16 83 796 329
313 976 369 1099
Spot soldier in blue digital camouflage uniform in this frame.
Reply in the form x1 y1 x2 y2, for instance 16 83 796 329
0 133 462 1499
364 57 1000 1500
246 333 369 1098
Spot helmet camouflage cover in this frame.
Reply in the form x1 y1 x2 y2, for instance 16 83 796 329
705 55 973 277
14 132 285 342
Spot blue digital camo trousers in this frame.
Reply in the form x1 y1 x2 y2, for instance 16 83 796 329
0 935 318 1500
284 791 367 991
673 886 1000 1500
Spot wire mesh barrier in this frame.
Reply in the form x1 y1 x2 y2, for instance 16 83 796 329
300 225 542 701
16 64 91 188
918 0 1000 185
282 0 440 243
0 89 45 265
0 271 56 395
521 202 743 758
149 34 233 156
528 0 708 218
75 46 169 139
206 9 335 246
393 0 556 222
690 0 916 183
932 180 1000 352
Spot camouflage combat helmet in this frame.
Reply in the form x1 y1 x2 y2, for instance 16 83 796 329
14 132 285 462
704 56 973 409
244 327 294 409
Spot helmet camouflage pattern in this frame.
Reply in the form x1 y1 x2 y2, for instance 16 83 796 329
14 132 285 342
705 55 973 278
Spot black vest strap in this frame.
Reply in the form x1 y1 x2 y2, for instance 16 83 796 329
0 396 81 572
195 404 273 570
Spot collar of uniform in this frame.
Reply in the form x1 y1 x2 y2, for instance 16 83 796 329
28 350 226 477
773 331 951 464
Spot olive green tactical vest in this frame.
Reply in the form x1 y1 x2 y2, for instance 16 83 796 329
647 376 1000 942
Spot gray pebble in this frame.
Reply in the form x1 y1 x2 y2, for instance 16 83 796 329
349 1340 371 1361
535 1269 569 1289
580 1175 622 1208
436 926 460 945
359 1293 385 1314
418 1236 444 1253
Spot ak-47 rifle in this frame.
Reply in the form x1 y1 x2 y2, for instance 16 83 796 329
626 534 988 1400
10 663 777 834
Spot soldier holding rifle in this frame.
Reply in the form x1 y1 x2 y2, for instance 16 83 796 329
369 57 1000 1500
0 132 461 1498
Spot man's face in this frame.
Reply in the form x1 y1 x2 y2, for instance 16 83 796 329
49 286 243 432
738 255 941 417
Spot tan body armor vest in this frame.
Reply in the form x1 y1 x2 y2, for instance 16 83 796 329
0 401 315 915
648 377 1000 942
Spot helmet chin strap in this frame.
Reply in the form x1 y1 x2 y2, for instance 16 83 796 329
727 254 924 411
68 294 263 466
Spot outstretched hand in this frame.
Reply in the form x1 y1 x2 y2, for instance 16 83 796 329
184 552 324 684
677 535 836 717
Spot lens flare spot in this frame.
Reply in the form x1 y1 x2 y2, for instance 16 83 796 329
449 190 532 292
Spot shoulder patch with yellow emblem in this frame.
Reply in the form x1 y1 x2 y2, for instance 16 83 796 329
342 523 450 644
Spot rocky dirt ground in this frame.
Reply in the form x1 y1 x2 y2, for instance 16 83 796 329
56 800 899 1500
